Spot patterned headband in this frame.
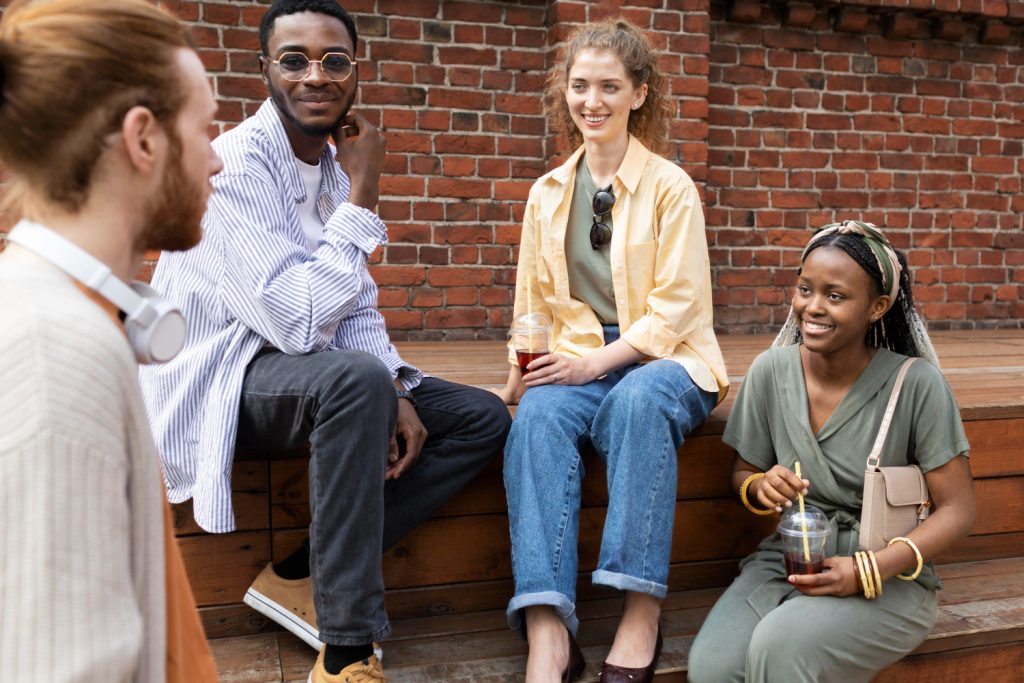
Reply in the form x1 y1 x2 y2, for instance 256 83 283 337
803 220 902 312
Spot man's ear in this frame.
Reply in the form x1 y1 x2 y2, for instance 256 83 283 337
121 105 164 175
259 54 271 87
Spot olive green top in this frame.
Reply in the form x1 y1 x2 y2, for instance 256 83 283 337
723 345 970 595
564 156 616 324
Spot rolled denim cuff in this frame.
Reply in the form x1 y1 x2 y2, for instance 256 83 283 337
319 621 391 647
592 569 668 599
506 591 579 639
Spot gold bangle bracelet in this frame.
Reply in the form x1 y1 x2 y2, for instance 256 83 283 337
861 552 878 599
867 550 884 598
739 473 775 516
887 536 924 581
855 552 875 599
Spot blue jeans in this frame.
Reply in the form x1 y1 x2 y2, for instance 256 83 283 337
236 349 511 645
503 327 717 636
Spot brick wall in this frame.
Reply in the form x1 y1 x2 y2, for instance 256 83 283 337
1 0 1021 336
707 0 1024 331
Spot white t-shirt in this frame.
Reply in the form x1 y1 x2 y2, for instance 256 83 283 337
296 157 325 251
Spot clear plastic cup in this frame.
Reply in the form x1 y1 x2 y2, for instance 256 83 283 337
778 505 831 575
509 312 552 375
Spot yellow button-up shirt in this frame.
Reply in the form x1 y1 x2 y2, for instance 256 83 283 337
509 136 729 402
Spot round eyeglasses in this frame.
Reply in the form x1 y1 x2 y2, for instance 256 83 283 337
270 52 357 82
590 184 615 250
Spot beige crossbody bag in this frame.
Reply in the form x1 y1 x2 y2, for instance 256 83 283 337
858 358 932 552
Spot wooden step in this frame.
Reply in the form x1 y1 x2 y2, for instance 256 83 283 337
187 330 1024 680
178 331 1024 625
210 556 1024 682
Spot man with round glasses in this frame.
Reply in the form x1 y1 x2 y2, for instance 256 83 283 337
137 1 510 681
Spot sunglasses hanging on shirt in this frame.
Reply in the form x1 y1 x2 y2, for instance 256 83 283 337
590 184 616 250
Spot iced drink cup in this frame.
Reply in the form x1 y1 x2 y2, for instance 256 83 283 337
778 505 831 575
510 313 552 376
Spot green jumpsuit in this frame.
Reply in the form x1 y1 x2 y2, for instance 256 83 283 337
688 345 969 683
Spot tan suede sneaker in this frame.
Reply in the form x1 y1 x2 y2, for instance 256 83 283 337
307 647 386 683
243 563 321 649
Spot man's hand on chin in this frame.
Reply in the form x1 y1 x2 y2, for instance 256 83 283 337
334 112 385 210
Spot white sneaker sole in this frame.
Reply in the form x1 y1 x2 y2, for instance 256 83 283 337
244 587 322 650
244 587 385 665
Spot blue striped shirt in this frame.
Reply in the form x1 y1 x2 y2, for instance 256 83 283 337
139 100 422 533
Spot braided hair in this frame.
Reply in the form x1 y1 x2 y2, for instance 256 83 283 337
773 231 939 365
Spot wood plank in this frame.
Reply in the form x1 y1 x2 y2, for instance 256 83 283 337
199 603 280 640
936 557 1024 606
278 633 317 683
268 435 747 525
971 476 1024 536
382 557 750 622
208 632 282 683
377 501 777 589
922 597 1024 651
963 418 1024 477
875 640 1024 682
178 530 271 607
936 531 1024 564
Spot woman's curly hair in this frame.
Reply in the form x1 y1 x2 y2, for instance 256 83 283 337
546 18 674 154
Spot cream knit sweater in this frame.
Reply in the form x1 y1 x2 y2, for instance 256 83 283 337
0 249 166 682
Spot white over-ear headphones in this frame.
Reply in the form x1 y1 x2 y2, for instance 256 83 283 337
6 220 187 364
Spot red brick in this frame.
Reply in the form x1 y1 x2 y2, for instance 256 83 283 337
506 6 545 27
450 247 480 265
418 246 449 265
217 76 266 100
772 191 820 209
445 287 479 305
439 47 497 66
378 0 439 18
380 176 425 196
409 288 442 307
382 310 424 330
427 267 493 287
370 266 425 286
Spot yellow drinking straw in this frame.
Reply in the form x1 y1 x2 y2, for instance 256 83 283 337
794 461 811 563
526 284 533 353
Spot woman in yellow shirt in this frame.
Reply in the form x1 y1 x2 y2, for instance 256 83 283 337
495 19 728 683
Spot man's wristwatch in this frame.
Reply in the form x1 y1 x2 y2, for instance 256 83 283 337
396 389 417 407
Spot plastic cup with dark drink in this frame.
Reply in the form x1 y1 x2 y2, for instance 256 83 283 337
778 505 831 575
510 312 552 376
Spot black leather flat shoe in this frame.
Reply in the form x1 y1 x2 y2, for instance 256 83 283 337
598 627 662 683
563 629 586 683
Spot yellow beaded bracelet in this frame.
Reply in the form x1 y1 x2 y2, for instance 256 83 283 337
739 472 775 516
887 536 924 581
867 550 884 598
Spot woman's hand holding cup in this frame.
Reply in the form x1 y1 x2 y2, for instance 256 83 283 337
788 555 862 597
521 353 595 387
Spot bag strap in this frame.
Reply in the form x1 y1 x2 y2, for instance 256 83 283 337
865 358 917 471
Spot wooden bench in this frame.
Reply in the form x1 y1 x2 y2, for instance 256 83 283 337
179 330 1024 681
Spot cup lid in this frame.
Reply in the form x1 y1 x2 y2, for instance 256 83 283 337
510 312 552 334
777 504 830 537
